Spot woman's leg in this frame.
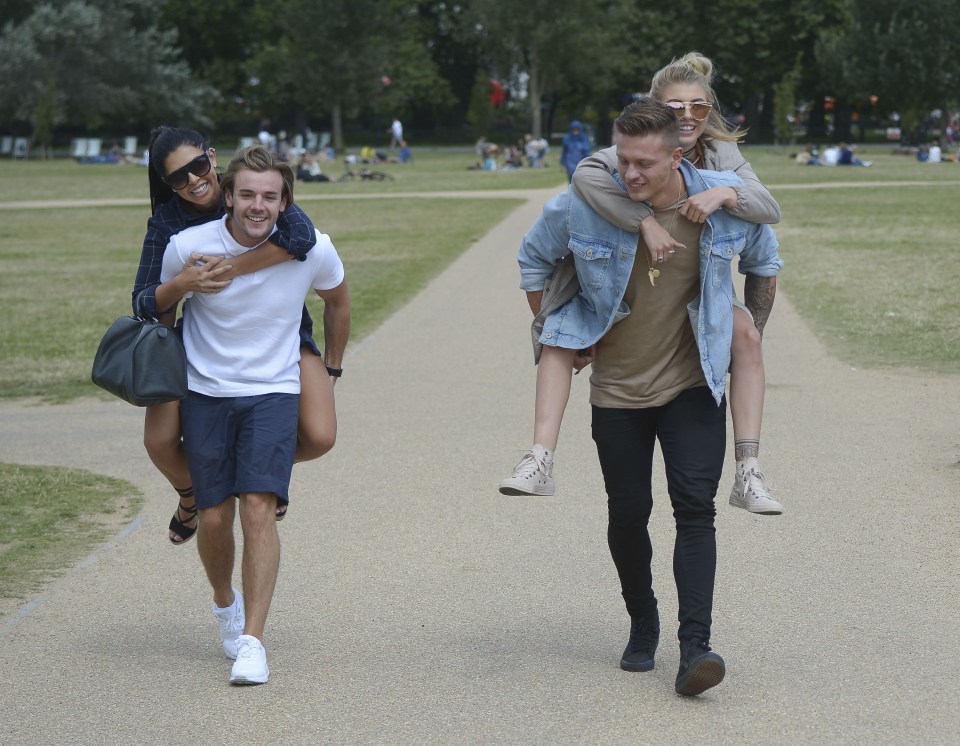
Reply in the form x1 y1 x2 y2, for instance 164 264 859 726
295 349 336 463
533 345 577 451
500 345 576 496
144 401 197 543
269 349 337 521
728 307 782 514
729 306 764 454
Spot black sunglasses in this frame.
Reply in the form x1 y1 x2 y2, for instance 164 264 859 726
163 152 212 191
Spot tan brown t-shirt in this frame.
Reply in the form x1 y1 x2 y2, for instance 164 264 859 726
589 191 706 408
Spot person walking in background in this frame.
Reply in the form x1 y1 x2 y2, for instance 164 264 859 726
513 98 782 696
388 117 404 149
134 127 340 546
160 145 350 685
560 120 591 182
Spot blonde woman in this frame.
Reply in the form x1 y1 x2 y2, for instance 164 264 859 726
499 53 783 515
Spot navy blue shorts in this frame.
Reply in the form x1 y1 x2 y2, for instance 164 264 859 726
180 391 299 510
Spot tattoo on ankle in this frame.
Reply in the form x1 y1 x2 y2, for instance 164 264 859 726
735 440 760 461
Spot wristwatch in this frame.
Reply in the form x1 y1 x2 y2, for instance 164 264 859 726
326 365 343 378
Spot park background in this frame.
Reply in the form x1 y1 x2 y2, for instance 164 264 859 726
2 0 959 155
1 0 959 620
1 4 959 742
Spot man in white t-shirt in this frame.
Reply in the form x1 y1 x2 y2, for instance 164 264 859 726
160 145 350 685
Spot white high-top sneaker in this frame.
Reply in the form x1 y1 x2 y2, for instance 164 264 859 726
729 457 783 515
498 444 555 496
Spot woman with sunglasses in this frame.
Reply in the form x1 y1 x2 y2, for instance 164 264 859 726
500 52 784 515
133 126 338 544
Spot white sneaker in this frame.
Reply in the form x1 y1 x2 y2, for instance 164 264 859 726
499 444 555 496
729 458 783 515
213 589 245 660
230 635 269 685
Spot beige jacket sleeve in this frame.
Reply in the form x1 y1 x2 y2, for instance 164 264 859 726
570 145 653 232
703 139 781 224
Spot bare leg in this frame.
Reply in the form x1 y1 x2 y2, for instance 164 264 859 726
294 350 336 463
238 492 280 642
144 401 197 542
533 346 577 451
727 307 782 514
729 306 764 456
196 498 237 609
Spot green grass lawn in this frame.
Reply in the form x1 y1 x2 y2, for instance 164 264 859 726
1 143 957 605
0 463 141 603
0 148 565 203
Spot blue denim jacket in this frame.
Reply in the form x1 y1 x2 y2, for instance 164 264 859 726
517 160 784 404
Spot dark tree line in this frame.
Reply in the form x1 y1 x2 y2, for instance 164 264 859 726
1 0 957 150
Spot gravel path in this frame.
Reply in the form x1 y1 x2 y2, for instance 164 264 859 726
1 186 958 744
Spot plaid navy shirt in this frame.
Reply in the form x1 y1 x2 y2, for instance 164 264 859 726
132 197 316 317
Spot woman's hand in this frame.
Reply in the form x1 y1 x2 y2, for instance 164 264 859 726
639 216 684 266
178 253 234 294
573 345 596 373
679 186 737 223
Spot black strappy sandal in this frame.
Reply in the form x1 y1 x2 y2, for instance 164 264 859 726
169 500 199 545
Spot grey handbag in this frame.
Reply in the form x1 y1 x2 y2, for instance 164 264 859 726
91 315 187 406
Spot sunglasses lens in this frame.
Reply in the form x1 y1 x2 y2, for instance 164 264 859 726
666 102 685 118
691 104 711 120
165 154 210 190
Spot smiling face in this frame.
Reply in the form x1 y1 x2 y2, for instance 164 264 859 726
658 82 711 151
163 145 220 211
223 167 287 247
616 131 682 208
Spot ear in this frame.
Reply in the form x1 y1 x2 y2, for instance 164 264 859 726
208 147 217 169
223 187 233 208
671 146 683 169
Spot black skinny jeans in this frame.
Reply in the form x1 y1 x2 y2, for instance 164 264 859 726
591 386 726 643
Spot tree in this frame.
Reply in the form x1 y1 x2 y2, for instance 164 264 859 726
816 0 960 141
157 0 274 131
463 0 638 139
0 1 218 151
250 0 454 150
680 0 847 142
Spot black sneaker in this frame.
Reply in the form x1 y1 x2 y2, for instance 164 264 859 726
675 638 725 696
619 613 660 672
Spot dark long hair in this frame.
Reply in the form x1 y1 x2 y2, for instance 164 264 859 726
147 126 209 213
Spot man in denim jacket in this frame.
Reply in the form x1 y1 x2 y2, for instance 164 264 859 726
516 98 782 696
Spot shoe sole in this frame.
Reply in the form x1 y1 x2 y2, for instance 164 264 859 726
498 482 556 496
729 495 783 515
230 672 269 685
675 659 725 696
620 658 655 672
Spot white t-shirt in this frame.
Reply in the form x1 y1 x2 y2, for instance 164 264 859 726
160 216 345 397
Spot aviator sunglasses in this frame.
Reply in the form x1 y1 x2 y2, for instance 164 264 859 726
665 101 713 121
163 151 212 191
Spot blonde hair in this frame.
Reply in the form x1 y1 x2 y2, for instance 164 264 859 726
650 52 745 147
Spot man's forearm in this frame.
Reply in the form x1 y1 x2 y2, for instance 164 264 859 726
743 275 776 337
321 289 351 368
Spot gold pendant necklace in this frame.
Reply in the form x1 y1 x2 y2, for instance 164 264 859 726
647 174 684 287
